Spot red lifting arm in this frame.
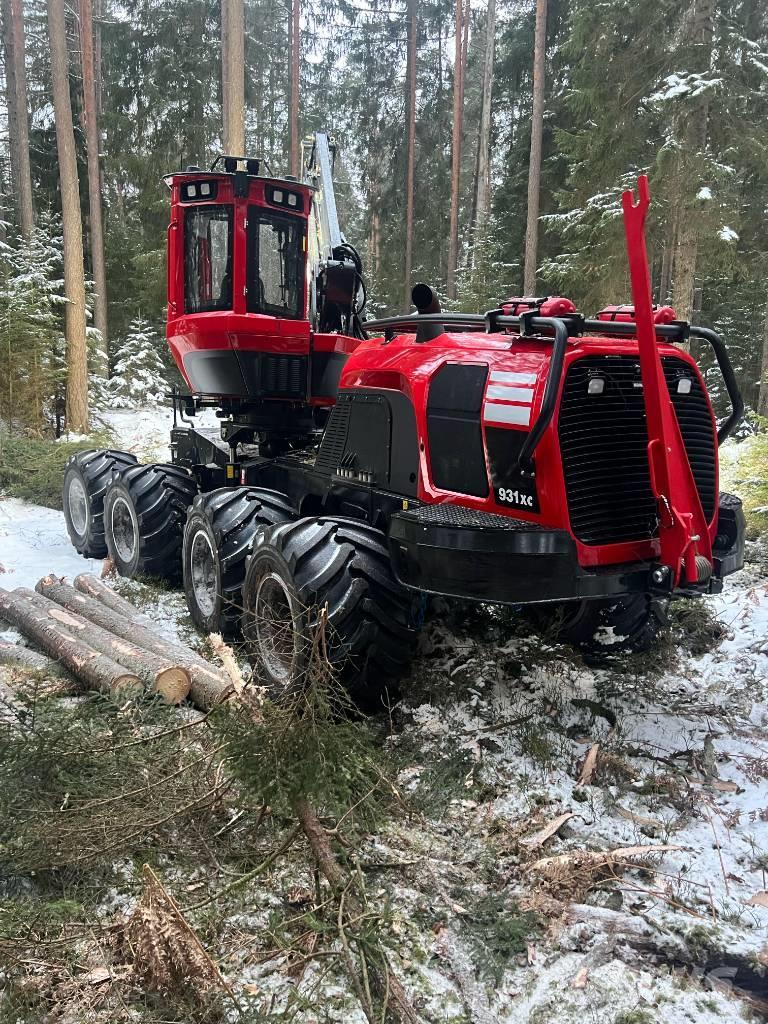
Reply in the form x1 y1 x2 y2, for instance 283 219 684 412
622 176 712 587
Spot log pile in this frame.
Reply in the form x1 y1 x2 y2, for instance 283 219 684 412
0 574 231 707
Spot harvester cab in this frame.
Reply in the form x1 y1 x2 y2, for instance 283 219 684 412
62 140 747 701
163 134 365 455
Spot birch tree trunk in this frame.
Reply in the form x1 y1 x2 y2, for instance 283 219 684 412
523 0 547 296
289 0 300 176
2 0 34 237
221 0 244 154
403 0 417 310
79 0 108 363
447 0 465 299
48 0 89 433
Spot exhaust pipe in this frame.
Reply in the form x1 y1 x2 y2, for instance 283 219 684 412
412 283 444 342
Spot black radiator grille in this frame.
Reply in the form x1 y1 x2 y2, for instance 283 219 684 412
261 355 305 397
558 355 717 546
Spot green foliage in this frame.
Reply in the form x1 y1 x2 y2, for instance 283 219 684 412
0 211 107 431
669 599 729 657
0 216 66 432
214 679 390 827
0 688 239 873
464 893 540 985
407 740 497 813
722 433 768 536
0 431 114 508
110 317 169 407
614 1012 655 1024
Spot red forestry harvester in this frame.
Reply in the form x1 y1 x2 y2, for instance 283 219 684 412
63 135 745 698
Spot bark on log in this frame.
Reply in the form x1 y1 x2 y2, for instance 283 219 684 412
0 587 141 697
74 573 152 625
40 577 229 709
0 639 69 677
24 586 189 704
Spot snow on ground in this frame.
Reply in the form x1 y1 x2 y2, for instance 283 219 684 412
1 408 767 1021
0 498 98 592
96 404 220 463
0 498 102 646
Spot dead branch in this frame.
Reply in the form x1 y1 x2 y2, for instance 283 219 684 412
126 864 239 1007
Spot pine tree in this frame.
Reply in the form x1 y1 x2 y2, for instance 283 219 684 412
79 0 109 359
109 318 168 408
523 0 547 295
403 0 417 309
221 0 245 153
289 0 300 175
48 0 89 433
447 0 466 299
2 0 34 237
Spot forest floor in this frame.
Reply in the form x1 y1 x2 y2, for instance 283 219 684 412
1 411 767 1024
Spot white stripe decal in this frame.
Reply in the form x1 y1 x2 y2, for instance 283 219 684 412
485 385 533 403
483 403 531 426
489 370 537 386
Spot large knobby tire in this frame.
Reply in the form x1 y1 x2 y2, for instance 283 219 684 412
63 449 138 557
241 517 419 704
104 463 198 581
182 487 296 636
534 594 668 652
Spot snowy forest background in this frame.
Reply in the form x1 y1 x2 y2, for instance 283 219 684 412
1 0 768 434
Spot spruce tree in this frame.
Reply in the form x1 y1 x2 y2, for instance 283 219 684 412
109 317 168 408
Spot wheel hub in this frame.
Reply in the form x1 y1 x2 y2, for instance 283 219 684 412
189 529 218 618
253 571 299 685
67 476 89 538
110 495 137 564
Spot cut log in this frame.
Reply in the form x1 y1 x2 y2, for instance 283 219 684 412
73 573 152 625
0 639 69 677
20 588 189 704
38 577 229 709
0 587 141 697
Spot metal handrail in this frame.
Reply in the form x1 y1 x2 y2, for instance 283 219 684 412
361 313 744 447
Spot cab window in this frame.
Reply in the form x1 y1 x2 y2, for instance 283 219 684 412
184 205 233 313
247 210 303 318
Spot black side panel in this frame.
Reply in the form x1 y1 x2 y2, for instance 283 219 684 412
238 352 308 399
387 391 419 496
345 394 392 485
311 351 349 399
314 389 419 496
427 363 489 498
485 427 540 513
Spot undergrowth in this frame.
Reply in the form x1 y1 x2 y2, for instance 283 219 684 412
0 429 114 508
720 430 768 538
464 893 540 985
0 645 407 1022
0 687 242 873
213 674 392 832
